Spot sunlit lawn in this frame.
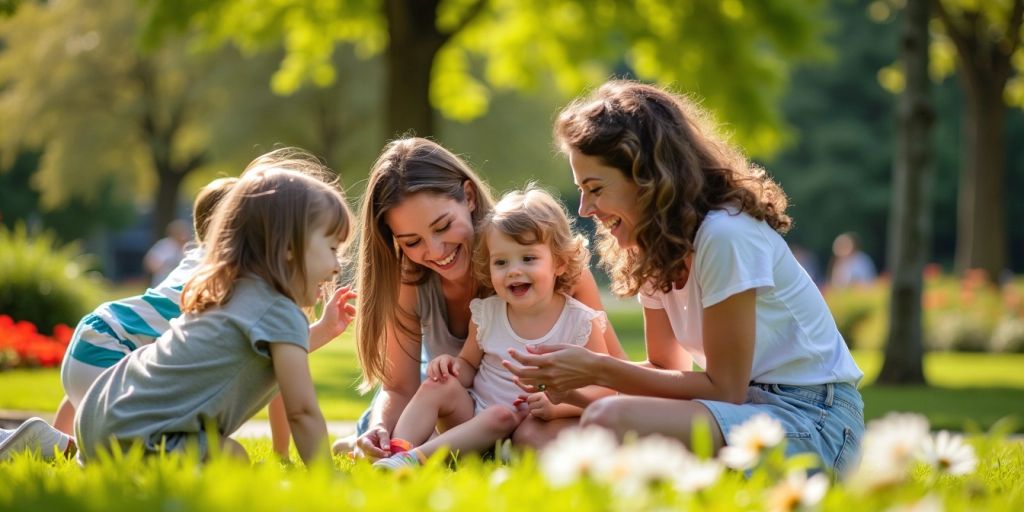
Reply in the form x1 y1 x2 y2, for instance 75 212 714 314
0 434 1019 512
1 308 1021 431
1 303 1021 510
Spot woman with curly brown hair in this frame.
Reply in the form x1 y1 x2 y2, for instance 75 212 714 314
506 81 865 477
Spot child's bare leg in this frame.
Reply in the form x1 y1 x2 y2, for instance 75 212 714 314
392 378 475 446
415 405 525 459
268 394 291 458
512 415 578 450
52 396 76 435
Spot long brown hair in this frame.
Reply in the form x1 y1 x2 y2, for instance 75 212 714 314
182 149 351 313
473 185 588 296
356 137 495 392
554 80 791 296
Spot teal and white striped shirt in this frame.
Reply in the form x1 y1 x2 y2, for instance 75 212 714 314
68 247 204 367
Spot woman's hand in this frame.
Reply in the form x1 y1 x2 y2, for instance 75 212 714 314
502 344 602 395
353 424 391 461
309 286 357 350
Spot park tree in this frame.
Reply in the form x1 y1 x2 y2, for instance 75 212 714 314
872 0 1024 280
0 0 379 246
0 0 224 242
931 0 1024 281
145 0 827 156
879 0 933 385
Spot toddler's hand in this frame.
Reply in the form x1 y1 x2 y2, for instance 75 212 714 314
427 355 460 381
524 392 556 420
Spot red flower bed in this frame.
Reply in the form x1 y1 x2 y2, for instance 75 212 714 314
0 315 72 369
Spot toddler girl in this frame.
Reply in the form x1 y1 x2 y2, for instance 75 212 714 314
373 186 608 469
75 149 355 465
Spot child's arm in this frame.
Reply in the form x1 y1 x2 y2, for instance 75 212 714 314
267 395 292 459
308 286 357 351
269 342 329 465
454 321 484 387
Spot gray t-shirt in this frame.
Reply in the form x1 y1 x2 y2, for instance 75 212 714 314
416 272 466 362
75 276 309 461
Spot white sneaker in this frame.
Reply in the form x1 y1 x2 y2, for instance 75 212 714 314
0 417 72 461
372 451 421 470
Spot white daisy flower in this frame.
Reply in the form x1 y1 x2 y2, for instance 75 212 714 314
718 414 785 470
767 470 829 512
603 435 691 498
672 456 724 493
917 430 977 476
849 412 931 490
539 426 619 487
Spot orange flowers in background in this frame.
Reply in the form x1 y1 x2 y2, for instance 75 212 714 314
0 315 71 369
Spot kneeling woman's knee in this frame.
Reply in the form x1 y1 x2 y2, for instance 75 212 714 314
580 396 630 434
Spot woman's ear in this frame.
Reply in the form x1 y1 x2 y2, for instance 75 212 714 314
463 180 477 213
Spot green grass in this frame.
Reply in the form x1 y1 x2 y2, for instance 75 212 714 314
2 296 1023 509
2 309 1021 431
0 436 1021 511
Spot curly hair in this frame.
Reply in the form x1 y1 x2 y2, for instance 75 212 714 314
473 185 589 296
554 80 791 297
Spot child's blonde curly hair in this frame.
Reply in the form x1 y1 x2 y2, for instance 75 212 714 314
473 185 589 295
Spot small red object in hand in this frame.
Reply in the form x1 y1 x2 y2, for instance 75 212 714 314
389 438 413 454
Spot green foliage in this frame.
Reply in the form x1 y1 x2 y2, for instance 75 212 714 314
0 434 1021 511
870 0 1024 108
0 224 104 334
144 0 830 156
0 0 21 17
0 0 383 235
767 0 898 262
826 285 887 349
922 273 1024 352
0 151 135 243
824 274 1024 353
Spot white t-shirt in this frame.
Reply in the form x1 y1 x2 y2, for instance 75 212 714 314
468 294 604 411
638 210 863 385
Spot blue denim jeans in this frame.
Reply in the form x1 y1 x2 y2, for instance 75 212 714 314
697 382 864 477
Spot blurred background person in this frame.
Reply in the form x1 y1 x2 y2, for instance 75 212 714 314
829 232 877 288
144 219 190 286
789 242 824 287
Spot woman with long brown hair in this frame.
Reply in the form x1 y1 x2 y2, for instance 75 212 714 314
345 137 625 458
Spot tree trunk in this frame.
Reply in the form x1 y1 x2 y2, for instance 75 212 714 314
384 0 446 139
151 166 187 244
878 0 932 385
954 72 1007 282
